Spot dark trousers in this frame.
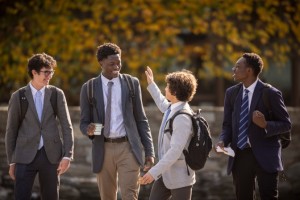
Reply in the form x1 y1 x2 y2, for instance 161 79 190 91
14 147 60 200
149 177 192 200
232 148 279 200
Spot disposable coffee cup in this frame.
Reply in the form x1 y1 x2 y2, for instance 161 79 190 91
93 123 103 135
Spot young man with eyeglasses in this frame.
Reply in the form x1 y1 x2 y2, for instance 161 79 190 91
5 53 74 200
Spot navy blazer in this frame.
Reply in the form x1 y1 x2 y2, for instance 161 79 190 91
80 74 155 173
220 79 291 174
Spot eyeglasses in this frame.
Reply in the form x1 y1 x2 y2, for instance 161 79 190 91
39 70 55 76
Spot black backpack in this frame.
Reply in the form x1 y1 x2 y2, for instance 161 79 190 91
230 83 291 149
18 86 58 127
165 109 213 175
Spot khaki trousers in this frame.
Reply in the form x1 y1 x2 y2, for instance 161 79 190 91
96 141 140 200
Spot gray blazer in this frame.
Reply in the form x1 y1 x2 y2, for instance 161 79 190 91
5 84 74 165
147 83 196 189
80 74 155 173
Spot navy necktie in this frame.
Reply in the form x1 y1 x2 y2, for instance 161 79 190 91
237 89 249 149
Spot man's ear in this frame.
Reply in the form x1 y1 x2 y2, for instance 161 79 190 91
247 67 253 74
32 69 38 75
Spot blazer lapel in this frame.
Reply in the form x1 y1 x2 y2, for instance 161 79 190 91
234 87 243 134
120 74 128 116
94 75 105 123
42 86 52 124
249 80 264 117
24 84 40 123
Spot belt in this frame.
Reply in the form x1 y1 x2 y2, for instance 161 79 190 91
104 136 128 143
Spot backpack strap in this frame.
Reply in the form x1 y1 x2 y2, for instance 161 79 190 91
19 86 58 127
262 83 272 119
19 87 28 128
123 74 137 118
123 74 135 100
87 78 96 105
165 109 195 136
48 86 58 117
86 78 97 122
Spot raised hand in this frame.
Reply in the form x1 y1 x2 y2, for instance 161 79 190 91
145 66 154 85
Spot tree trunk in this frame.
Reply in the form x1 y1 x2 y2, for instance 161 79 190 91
291 54 300 107
216 77 225 106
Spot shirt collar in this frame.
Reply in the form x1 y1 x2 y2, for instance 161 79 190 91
101 74 118 85
244 79 258 94
170 101 185 110
29 82 45 96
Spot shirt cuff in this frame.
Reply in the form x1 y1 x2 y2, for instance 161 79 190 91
62 157 71 161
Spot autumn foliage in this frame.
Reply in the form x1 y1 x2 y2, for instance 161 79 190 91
1 0 299 105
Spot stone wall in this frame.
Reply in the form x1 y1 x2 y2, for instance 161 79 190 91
1 106 300 200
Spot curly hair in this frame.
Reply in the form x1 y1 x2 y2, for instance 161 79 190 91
27 53 57 79
166 70 198 102
96 43 121 62
242 53 263 76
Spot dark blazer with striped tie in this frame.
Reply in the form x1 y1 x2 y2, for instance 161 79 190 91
219 79 291 175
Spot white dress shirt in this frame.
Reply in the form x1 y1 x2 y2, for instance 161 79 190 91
101 74 126 138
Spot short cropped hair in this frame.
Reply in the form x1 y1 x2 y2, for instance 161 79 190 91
96 43 121 62
242 53 263 76
27 53 57 79
166 70 198 102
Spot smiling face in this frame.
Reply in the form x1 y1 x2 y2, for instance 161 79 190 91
100 54 122 80
31 66 54 89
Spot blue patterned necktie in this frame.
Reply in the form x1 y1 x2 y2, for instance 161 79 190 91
35 90 43 149
158 107 171 159
160 107 171 135
237 89 250 149
103 81 114 137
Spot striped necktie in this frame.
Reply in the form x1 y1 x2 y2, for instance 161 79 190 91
237 89 250 149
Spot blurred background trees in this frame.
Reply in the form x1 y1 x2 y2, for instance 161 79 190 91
1 0 299 106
